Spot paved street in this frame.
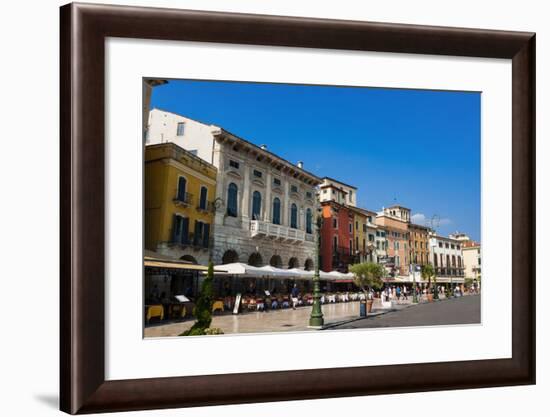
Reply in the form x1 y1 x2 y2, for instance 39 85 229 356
326 295 481 330
145 301 375 337
145 295 480 337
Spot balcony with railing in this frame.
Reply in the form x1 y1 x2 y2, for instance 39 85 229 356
196 201 214 213
435 266 465 277
169 233 212 251
173 192 193 207
332 246 360 267
250 220 308 244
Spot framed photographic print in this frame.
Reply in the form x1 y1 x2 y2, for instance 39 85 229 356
60 2 535 414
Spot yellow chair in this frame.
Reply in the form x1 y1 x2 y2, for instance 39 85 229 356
212 300 224 313
146 305 164 323
170 304 187 319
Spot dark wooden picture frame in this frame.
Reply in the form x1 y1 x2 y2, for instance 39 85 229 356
60 2 535 414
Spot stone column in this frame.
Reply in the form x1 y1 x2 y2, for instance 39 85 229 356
241 163 250 225
212 141 226 227
264 169 272 223
282 178 289 226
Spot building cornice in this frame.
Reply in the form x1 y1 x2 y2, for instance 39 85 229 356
212 129 322 186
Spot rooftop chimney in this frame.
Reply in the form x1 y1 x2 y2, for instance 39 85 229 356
297 161 304 169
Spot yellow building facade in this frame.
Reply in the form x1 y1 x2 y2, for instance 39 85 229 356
408 223 431 267
350 207 377 262
145 143 217 265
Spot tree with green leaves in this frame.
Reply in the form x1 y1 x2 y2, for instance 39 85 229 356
349 262 385 297
181 261 214 336
421 263 438 299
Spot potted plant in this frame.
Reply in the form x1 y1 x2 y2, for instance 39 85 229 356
421 264 436 302
349 262 384 316
181 261 214 336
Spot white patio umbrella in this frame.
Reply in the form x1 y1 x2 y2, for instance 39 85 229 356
319 270 333 280
215 262 267 277
257 265 294 279
287 267 314 280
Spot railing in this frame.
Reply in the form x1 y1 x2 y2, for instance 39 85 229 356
332 247 359 266
170 234 212 250
173 192 193 206
435 267 465 277
196 201 214 213
250 220 307 243
333 246 354 257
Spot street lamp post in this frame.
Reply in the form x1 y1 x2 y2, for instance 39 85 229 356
412 265 418 304
309 214 324 328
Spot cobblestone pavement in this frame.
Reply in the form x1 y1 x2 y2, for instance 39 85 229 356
326 294 481 330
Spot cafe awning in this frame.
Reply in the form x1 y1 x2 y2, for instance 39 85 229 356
214 262 267 277
215 263 333 280
328 271 355 283
144 255 226 273
257 265 295 278
144 259 210 271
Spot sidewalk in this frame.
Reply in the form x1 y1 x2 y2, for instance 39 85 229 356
145 301 375 337
144 294 477 337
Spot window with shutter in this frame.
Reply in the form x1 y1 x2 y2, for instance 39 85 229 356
172 214 181 243
227 183 238 217
290 204 298 229
202 223 210 248
252 191 262 220
305 208 312 234
193 221 202 246
272 198 281 225
199 186 208 210
180 217 189 244
177 176 187 201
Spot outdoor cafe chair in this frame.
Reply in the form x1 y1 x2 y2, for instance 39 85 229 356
281 296 290 309
146 305 164 323
212 300 224 313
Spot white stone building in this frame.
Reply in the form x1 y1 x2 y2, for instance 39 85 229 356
462 241 482 280
319 177 357 207
146 108 321 269
428 232 465 283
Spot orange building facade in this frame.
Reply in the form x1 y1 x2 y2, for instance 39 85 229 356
320 201 357 272
408 223 431 267
375 206 411 276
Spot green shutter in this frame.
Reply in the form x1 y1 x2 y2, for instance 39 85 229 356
172 214 180 243
203 223 210 248
193 221 201 246
181 217 189 244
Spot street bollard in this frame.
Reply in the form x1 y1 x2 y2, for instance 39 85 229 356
360 300 367 317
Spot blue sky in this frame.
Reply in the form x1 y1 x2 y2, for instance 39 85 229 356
150 79 480 241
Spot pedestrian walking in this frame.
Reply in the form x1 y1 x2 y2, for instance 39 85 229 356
403 286 408 300
291 284 299 310
396 286 401 300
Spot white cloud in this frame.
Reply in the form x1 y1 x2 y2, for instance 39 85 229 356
411 213 426 224
411 213 452 228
